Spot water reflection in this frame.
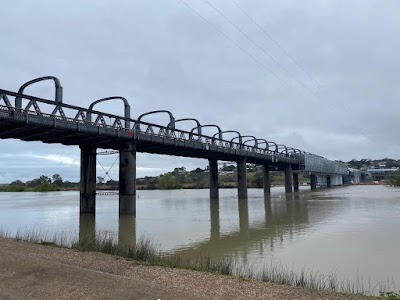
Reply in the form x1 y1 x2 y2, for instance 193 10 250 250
2 186 399 291
171 191 312 262
210 199 220 241
79 214 95 246
238 199 249 236
118 215 136 250
78 213 136 251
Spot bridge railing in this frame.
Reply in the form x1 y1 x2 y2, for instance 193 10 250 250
0 88 306 162
0 89 133 131
132 120 303 161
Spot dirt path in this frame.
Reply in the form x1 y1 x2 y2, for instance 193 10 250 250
0 238 377 300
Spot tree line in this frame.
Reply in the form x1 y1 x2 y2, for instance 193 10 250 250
0 174 77 192
0 165 308 192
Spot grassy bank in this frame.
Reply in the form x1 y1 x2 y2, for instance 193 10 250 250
0 229 396 298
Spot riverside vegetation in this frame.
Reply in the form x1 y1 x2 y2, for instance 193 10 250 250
0 164 308 192
2 158 400 192
0 228 397 298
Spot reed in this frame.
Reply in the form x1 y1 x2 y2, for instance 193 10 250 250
0 228 396 297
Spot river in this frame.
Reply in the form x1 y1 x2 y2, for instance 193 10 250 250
0 185 399 292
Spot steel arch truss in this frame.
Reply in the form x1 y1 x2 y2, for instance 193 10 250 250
16 76 63 109
287 147 302 157
256 139 278 153
277 144 288 156
136 110 175 137
237 135 258 148
213 130 242 149
0 93 13 112
191 124 222 140
0 75 350 171
173 118 202 136
87 97 131 128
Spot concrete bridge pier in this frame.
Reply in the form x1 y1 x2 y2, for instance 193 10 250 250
262 164 271 194
284 165 293 193
310 174 317 190
293 173 299 192
237 159 248 199
209 159 219 199
119 143 136 215
80 146 97 214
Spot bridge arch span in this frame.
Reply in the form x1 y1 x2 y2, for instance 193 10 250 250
172 118 202 135
257 139 279 153
213 130 242 146
87 97 130 128
16 76 63 108
136 110 175 131
191 125 222 140
277 144 288 156
237 135 258 148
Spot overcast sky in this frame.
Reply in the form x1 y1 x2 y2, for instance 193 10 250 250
1 0 399 183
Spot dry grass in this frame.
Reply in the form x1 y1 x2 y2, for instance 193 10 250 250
0 228 395 297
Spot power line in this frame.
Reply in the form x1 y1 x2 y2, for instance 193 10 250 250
230 0 323 89
205 0 318 97
179 0 288 87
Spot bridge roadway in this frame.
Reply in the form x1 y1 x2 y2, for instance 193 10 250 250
0 76 348 216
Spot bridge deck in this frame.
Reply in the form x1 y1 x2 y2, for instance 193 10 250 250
0 102 300 167
0 86 348 174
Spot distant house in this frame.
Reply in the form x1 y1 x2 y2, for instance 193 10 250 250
378 162 387 169
366 167 399 181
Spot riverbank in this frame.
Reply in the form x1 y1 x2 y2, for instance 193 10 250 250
0 237 378 300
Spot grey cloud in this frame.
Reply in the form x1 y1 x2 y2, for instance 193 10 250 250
1 0 399 182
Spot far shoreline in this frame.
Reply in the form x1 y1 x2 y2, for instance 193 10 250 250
0 182 389 193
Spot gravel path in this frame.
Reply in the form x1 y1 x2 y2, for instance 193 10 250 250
0 238 378 300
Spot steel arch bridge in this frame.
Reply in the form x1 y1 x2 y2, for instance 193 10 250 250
0 76 348 215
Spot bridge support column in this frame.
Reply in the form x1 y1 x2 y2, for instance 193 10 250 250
284 165 293 193
237 159 248 199
293 173 299 192
209 159 219 199
119 144 136 215
327 176 331 188
80 147 97 214
310 174 317 190
262 164 271 194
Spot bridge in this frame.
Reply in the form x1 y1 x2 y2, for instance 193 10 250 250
0 76 348 215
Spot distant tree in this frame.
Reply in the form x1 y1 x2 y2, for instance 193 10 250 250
34 181 58 192
52 174 63 186
62 181 76 188
39 175 51 184
389 172 400 186
192 168 203 174
10 180 25 186
105 179 118 187
254 172 264 188
221 164 235 172
158 173 179 189
26 178 42 187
